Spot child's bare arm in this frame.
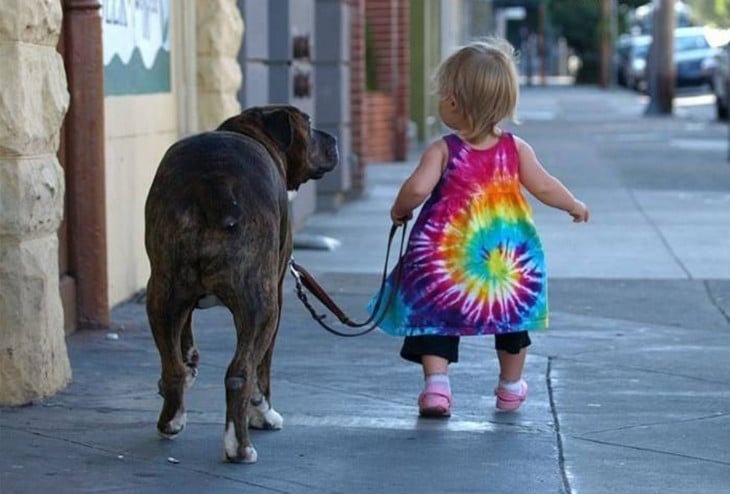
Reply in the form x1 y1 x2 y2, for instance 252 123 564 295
516 137 589 222
391 141 448 224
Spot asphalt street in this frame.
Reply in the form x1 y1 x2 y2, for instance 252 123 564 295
1 86 729 494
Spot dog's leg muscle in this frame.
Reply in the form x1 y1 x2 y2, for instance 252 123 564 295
147 276 194 439
180 311 199 389
248 277 284 430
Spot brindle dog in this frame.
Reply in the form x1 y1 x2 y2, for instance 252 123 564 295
145 106 338 463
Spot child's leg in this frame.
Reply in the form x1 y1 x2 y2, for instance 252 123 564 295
494 331 531 380
497 347 528 382
400 335 460 372
400 336 459 417
494 332 531 411
421 354 449 376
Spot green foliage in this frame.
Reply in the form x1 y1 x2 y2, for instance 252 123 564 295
549 0 602 81
549 0 654 82
690 0 730 28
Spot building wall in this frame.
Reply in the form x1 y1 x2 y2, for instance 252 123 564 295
0 0 71 405
102 1 186 306
103 1 242 306
104 94 177 305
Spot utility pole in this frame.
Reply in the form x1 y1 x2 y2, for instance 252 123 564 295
645 0 675 115
599 0 612 88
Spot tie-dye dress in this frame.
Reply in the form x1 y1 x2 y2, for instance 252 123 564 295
368 132 548 337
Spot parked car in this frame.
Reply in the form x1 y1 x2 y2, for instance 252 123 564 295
620 35 652 90
673 27 718 88
712 41 730 120
620 27 719 92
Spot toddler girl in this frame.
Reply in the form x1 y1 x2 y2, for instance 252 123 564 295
368 38 589 417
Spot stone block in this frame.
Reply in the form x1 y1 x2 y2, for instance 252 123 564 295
0 44 69 156
317 123 351 193
315 64 350 125
197 56 243 93
197 0 244 58
0 235 72 405
238 0 268 59
198 93 241 131
0 0 62 46
0 155 65 237
240 62 269 108
315 0 349 63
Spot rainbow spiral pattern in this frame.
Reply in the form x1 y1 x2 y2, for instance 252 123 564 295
369 133 548 336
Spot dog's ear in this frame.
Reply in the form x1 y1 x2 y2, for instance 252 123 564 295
260 110 293 154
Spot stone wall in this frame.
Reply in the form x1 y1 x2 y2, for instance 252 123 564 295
0 0 71 405
196 0 244 130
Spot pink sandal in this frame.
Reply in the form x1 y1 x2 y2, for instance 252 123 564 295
418 383 452 418
494 380 528 412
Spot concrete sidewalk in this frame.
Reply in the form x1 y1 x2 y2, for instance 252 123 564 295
2 87 730 493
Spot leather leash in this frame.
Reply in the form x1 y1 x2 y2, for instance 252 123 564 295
288 222 408 337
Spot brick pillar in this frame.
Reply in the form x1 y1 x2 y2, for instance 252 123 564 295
349 0 367 193
196 0 244 130
364 0 409 162
394 0 409 160
0 0 72 405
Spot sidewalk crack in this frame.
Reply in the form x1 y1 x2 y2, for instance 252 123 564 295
626 187 692 279
547 357 573 494
703 280 730 326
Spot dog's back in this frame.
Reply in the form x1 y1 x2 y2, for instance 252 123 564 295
145 131 289 289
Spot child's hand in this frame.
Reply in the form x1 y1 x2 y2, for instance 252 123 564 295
390 207 413 226
568 200 589 223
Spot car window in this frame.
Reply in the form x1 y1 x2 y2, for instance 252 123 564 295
675 35 709 52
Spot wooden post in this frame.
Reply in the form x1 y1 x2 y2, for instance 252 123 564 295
61 0 110 329
645 0 675 115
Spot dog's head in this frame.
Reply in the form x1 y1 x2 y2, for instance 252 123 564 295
217 106 338 190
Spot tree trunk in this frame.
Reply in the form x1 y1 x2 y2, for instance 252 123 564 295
645 0 675 115
599 0 612 88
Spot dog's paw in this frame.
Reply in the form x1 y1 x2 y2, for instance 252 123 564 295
223 422 258 463
184 365 198 390
248 395 283 430
158 409 187 439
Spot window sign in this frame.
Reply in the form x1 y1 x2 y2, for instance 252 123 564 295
103 0 171 95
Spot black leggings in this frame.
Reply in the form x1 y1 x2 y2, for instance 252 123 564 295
400 332 531 364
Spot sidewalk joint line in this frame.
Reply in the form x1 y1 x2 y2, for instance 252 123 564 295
626 187 693 279
549 355 730 386
0 426 299 493
577 411 730 436
547 357 573 494
571 435 730 467
703 280 730 326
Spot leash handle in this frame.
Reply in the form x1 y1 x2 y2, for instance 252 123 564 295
289 222 407 337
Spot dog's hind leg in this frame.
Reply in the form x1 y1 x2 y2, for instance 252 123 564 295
248 340 283 430
180 312 199 389
248 280 284 431
147 275 195 439
222 298 279 463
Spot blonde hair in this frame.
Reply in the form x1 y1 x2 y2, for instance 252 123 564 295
434 38 519 142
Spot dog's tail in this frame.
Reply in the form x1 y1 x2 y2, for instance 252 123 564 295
197 182 242 230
